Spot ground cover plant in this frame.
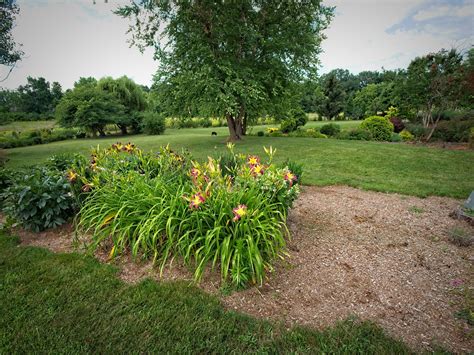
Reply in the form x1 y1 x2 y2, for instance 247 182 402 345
73 143 301 287
3 126 473 199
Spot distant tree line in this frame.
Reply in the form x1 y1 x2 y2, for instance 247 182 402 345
0 77 63 120
300 48 473 129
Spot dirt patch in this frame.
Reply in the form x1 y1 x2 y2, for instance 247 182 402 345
13 223 79 253
15 186 474 352
409 141 472 151
222 186 474 352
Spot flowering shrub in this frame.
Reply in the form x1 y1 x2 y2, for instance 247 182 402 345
75 143 301 287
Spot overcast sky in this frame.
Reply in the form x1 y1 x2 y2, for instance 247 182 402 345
1 0 473 90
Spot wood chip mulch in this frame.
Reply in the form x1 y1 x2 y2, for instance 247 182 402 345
14 185 474 352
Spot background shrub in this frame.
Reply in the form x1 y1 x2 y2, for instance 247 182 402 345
360 116 394 141
405 124 427 140
431 119 474 142
280 119 298 133
319 123 341 137
256 131 264 137
389 117 405 133
338 128 372 141
142 112 166 135
399 130 414 142
1 167 76 231
391 133 402 142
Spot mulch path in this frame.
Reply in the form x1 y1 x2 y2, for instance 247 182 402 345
13 186 474 352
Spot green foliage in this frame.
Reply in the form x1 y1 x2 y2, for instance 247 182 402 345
56 84 125 136
351 82 398 119
286 128 327 139
45 153 87 173
0 127 82 149
141 112 166 135
75 144 301 287
118 1 333 140
401 49 467 130
97 76 147 134
360 116 394 141
1 167 75 231
319 73 345 119
256 131 264 137
0 0 23 67
391 133 402 142
320 123 341 137
338 128 373 141
399 130 414 142
0 78 62 119
280 119 298 134
385 106 399 119
405 124 427 139
431 119 474 142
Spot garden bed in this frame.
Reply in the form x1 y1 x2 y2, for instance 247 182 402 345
15 185 473 352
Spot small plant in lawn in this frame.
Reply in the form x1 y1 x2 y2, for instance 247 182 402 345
447 227 473 247
409 206 424 214
320 123 341 137
339 128 372 141
75 142 301 287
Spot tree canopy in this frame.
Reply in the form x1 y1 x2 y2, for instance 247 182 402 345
117 0 333 140
98 76 147 134
0 0 24 80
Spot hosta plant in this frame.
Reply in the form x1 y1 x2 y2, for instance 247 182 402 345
1 167 75 231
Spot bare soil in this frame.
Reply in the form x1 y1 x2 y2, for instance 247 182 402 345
15 186 474 352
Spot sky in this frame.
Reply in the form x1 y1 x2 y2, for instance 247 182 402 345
1 0 473 90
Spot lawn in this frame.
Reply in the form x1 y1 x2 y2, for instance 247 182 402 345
0 120 57 132
4 126 473 198
0 233 409 353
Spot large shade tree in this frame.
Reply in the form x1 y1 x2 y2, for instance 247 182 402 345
98 76 147 134
1 0 23 81
117 0 333 140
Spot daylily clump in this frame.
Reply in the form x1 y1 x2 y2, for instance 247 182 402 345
75 143 301 287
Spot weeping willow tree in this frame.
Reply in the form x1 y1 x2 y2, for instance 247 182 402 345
117 0 333 140
98 76 147 134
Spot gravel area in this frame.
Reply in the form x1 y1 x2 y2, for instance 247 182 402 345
15 185 474 352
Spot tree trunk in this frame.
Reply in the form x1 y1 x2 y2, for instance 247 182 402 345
118 124 128 135
98 127 106 137
425 113 442 142
226 114 242 141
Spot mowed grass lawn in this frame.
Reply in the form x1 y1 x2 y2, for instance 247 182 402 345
4 125 473 198
0 120 57 132
0 233 410 353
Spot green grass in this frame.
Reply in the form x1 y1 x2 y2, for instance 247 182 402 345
4 125 473 198
0 232 410 353
0 120 57 132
